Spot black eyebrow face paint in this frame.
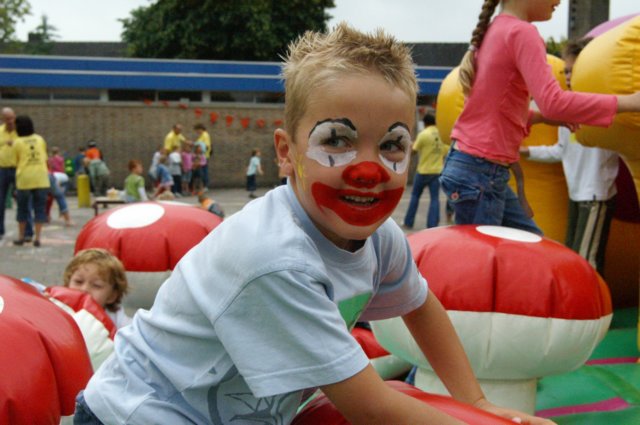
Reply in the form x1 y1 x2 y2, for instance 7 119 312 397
308 117 357 139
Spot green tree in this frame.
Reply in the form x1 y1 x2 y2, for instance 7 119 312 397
25 14 58 54
546 36 567 58
121 0 335 60
0 0 31 43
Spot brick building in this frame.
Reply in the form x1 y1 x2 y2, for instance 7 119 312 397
0 53 454 188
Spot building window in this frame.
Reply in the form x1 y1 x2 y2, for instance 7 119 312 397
0 87 50 100
52 88 101 100
108 89 155 102
158 91 202 102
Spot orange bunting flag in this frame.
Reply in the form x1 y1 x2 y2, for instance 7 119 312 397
178 103 188 110
194 108 203 118
225 115 234 127
240 117 251 129
143 99 153 106
256 119 266 128
209 112 219 124
273 119 284 127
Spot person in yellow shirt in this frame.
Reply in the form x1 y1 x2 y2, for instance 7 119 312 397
403 113 449 229
163 124 186 153
0 107 18 240
13 115 50 247
193 123 211 189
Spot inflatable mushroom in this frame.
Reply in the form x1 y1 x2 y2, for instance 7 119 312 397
75 201 223 310
0 274 93 424
371 225 612 413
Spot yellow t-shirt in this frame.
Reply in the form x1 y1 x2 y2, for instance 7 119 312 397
0 123 18 167
197 130 212 159
14 134 50 190
413 125 448 175
164 130 186 152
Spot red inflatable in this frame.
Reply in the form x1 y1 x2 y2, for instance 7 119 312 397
75 201 222 271
0 275 93 424
46 286 117 339
292 381 515 424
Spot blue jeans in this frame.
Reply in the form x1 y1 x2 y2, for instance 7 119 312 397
0 167 15 236
17 188 48 223
0 167 33 237
202 159 210 188
74 392 104 424
439 148 541 235
404 173 441 228
49 173 68 214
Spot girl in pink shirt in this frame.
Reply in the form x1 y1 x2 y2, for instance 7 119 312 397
440 0 640 233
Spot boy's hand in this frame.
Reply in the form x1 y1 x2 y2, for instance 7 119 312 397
473 398 557 425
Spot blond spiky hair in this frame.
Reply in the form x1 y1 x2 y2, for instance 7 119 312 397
281 22 418 136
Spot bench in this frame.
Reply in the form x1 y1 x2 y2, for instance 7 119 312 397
92 197 126 216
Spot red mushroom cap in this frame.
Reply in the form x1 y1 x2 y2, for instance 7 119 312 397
75 201 222 271
408 225 612 320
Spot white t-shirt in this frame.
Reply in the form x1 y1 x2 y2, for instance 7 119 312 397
527 127 618 201
84 184 427 424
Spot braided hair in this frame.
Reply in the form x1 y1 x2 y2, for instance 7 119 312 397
458 0 500 96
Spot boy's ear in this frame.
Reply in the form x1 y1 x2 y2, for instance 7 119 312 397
274 128 295 177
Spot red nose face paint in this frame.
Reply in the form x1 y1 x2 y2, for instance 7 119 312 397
341 161 390 189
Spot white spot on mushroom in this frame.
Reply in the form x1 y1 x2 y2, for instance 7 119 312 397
106 204 166 229
0 295 4 314
475 225 542 243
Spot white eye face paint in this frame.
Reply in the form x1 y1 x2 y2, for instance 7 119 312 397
379 123 412 174
306 118 411 174
306 118 358 168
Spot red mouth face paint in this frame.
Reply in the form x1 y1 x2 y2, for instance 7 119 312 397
311 162 401 226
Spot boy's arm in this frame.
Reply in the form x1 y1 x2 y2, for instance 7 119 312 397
403 294 484 405
321 364 465 424
403 294 555 424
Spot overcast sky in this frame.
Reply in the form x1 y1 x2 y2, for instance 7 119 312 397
14 0 640 43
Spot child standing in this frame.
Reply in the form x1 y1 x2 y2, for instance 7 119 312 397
63 248 131 329
191 144 204 194
246 148 263 198
168 146 182 196
74 24 550 425
180 141 193 195
123 159 148 202
151 155 173 199
440 0 640 233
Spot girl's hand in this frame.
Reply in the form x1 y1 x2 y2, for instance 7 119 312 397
473 398 557 425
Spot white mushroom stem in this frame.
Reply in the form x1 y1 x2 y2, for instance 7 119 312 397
371 310 612 414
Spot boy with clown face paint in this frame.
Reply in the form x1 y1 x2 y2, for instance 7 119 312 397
75 24 552 425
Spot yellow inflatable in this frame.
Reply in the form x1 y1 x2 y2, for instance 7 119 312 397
435 56 569 241
570 15 640 343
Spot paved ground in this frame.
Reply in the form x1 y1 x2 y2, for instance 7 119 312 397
0 184 449 314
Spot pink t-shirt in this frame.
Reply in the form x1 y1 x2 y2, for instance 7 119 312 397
181 151 193 173
451 14 617 163
48 155 65 173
